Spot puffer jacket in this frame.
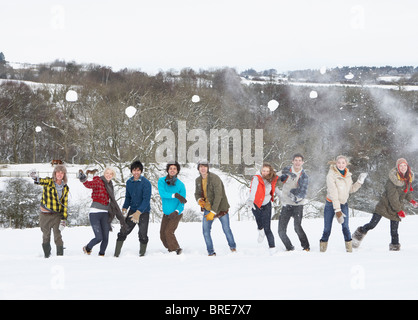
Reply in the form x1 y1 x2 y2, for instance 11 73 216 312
374 168 415 221
326 165 362 212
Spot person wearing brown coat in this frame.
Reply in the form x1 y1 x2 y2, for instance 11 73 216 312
352 158 417 251
195 160 236 256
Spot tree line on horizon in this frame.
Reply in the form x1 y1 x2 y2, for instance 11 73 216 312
1 59 418 227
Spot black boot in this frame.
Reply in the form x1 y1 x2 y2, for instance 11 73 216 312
57 245 64 256
114 240 124 257
139 243 147 257
42 243 51 258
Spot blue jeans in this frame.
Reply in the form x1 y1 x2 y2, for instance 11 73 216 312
87 211 111 255
320 201 351 242
202 210 236 255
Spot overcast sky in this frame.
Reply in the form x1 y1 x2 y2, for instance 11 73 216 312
2 0 418 74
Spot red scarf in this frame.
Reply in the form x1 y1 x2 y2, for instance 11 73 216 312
398 166 413 193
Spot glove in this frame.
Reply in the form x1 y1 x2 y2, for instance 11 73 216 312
289 192 303 204
397 210 406 219
245 199 256 211
122 208 127 217
357 172 368 184
410 200 418 208
335 211 346 224
168 211 178 219
77 170 87 182
129 210 141 223
28 169 38 180
174 193 187 204
198 198 206 208
59 219 66 231
205 211 216 221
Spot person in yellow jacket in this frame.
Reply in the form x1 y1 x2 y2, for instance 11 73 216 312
319 155 367 252
195 160 236 256
31 165 69 258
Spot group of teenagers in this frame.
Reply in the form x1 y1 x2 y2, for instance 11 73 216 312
32 153 416 258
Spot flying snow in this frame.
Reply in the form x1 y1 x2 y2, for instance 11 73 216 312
345 73 354 80
125 106 137 118
65 90 78 102
267 99 279 111
309 90 318 99
192 95 200 103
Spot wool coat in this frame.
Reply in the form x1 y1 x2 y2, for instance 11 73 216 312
374 168 415 221
195 172 230 214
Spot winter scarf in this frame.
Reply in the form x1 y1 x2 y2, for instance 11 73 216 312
101 176 128 232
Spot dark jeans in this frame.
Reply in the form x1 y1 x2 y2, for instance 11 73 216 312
86 211 111 255
252 202 275 248
117 210 150 244
360 213 400 244
278 205 310 250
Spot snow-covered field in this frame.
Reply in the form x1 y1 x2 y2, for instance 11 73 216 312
1 163 418 300
2 216 418 300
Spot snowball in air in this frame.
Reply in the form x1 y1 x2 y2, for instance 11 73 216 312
267 100 279 111
192 95 200 103
125 106 137 118
35 126 42 133
65 90 78 102
309 91 318 99
345 73 354 80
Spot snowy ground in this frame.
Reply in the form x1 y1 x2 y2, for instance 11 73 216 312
1 216 418 300
1 163 418 300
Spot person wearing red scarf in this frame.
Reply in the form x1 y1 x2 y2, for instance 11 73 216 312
352 158 417 251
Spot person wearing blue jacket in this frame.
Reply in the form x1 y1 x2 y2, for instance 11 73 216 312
158 161 187 255
114 160 152 257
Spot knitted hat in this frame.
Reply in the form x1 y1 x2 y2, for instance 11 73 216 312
53 164 68 184
396 158 413 193
197 159 209 171
396 158 408 168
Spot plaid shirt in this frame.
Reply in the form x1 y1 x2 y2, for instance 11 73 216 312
36 178 69 219
83 176 110 206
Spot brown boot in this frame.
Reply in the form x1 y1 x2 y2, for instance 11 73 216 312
345 240 352 252
389 243 401 251
320 241 328 252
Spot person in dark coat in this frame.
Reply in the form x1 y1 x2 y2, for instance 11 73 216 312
352 158 417 251
114 160 152 257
